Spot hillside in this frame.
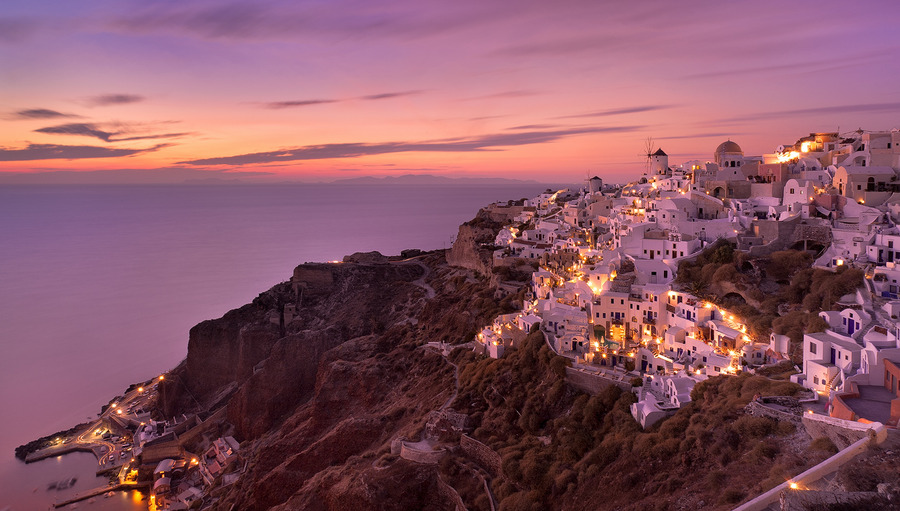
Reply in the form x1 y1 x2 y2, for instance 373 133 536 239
151 213 854 510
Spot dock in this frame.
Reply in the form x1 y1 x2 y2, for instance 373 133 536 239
53 482 148 508
25 444 98 463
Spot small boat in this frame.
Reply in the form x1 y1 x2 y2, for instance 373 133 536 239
47 481 58 491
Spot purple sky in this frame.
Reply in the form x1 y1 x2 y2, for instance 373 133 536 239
2 0 899 183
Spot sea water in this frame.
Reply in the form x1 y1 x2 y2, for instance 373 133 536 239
0 183 545 510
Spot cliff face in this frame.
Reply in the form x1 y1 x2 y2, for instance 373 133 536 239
163 257 427 439
160 247 512 510
446 209 505 277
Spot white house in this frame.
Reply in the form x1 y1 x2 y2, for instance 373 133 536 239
800 330 862 393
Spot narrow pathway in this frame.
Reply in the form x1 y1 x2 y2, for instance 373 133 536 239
422 342 461 410
408 259 436 299
440 358 460 411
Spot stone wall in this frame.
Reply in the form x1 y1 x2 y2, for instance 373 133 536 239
399 442 446 464
792 223 833 246
564 366 632 394
781 490 883 511
802 413 884 450
744 400 801 425
436 474 467 511
460 434 501 476
734 423 887 511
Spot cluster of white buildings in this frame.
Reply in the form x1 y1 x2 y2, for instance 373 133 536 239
474 130 900 429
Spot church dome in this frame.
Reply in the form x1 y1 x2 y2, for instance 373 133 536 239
715 140 743 155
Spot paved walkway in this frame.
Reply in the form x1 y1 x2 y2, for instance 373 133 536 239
844 385 895 424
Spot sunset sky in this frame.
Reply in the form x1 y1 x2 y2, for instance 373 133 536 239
2 0 900 184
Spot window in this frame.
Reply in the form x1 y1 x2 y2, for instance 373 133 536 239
790 188 795 194
809 343 817 354
814 376 819 384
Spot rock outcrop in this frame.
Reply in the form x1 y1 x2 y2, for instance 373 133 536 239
162 255 427 438
446 209 505 277
159 248 511 510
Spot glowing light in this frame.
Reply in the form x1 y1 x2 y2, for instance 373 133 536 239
137 387 143 393
159 375 165 381
777 151 800 163
789 482 799 490
800 141 811 153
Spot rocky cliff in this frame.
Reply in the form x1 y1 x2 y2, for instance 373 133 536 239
446 208 505 277
160 242 516 510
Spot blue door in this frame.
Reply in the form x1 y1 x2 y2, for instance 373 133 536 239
830 348 836 365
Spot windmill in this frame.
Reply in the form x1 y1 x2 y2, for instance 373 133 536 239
640 136 655 174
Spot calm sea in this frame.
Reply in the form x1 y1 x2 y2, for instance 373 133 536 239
0 183 545 510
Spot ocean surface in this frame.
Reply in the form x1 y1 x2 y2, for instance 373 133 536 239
0 183 545 510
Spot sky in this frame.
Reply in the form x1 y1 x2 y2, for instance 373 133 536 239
2 0 900 184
